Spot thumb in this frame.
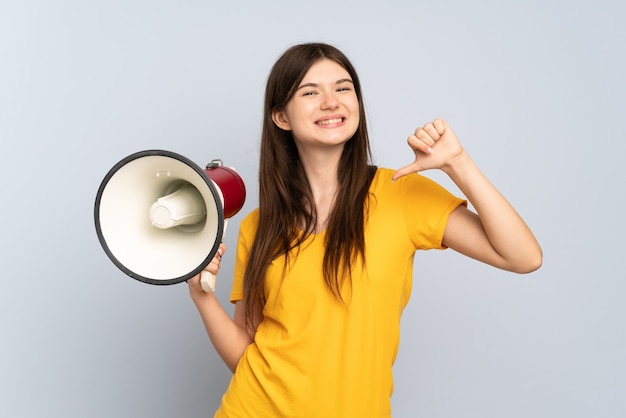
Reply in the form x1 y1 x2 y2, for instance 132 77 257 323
391 163 419 182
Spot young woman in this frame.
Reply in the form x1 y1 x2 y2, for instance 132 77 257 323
187 42 542 417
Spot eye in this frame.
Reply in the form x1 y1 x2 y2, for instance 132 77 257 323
302 90 317 97
336 84 353 93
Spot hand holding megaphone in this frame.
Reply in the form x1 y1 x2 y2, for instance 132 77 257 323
195 241 225 293
200 265 218 293
94 150 246 290
199 229 226 293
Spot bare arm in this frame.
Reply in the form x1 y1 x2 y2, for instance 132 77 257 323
441 158 542 273
393 119 542 273
187 244 257 372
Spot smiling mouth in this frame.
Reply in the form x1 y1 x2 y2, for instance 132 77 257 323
316 118 344 126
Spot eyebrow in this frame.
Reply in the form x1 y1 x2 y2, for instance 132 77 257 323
296 78 354 91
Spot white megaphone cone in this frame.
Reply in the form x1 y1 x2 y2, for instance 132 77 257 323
94 150 246 292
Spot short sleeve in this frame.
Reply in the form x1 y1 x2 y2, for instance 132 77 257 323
229 209 259 304
397 172 466 250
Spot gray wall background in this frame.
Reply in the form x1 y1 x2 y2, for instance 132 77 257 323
1 0 624 417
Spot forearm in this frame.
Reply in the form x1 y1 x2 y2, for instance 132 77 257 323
443 151 542 272
192 293 252 373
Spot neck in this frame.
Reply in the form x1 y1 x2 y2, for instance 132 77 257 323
296 146 342 232
297 144 341 190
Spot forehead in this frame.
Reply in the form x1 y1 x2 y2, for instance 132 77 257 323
301 59 351 83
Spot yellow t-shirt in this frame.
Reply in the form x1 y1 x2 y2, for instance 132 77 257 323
216 168 466 418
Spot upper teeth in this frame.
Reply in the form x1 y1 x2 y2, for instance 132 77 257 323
318 118 342 125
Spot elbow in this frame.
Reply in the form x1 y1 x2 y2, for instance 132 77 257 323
516 259 542 274
512 247 543 274
224 353 244 374
223 337 254 374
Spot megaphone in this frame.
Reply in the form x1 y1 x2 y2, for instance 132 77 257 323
94 150 246 292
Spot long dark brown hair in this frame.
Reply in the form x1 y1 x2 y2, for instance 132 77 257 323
243 43 377 328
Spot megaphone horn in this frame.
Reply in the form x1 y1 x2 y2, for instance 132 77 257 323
94 150 246 290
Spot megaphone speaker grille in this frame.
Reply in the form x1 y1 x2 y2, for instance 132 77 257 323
94 150 224 285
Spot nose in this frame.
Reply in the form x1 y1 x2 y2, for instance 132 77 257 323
320 91 339 110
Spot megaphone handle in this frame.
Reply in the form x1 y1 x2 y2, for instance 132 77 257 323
200 271 217 293
200 220 229 293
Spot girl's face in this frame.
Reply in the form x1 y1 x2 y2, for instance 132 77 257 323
272 59 360 153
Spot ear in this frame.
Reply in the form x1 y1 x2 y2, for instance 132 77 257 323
272 109 292 131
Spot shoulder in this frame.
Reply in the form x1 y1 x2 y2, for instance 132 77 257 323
371 167 466 216
241 207 259 226
370 167 448 196
236 208 259 240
